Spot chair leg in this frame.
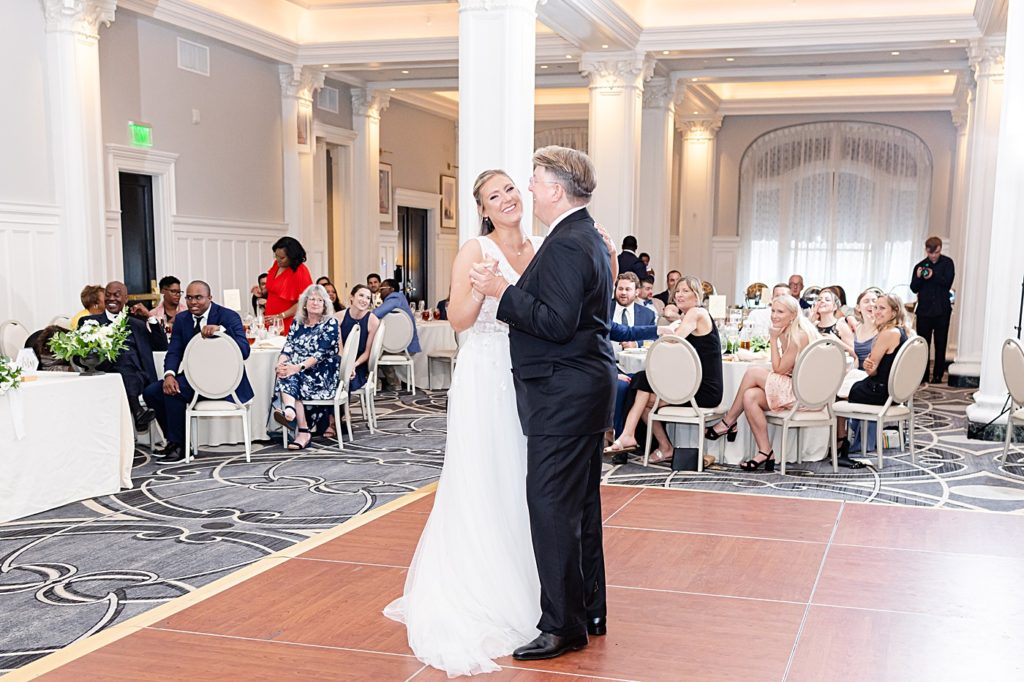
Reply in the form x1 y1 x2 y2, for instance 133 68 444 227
780 424 788 476
908 412 916 465
184 413 191 464
830 420 838 473
334 403 344 451
1004 410 1015 461
241 409 251 463
642 416 655 467
409 361 416 395
696 418 705 473
877 418 884 469
344 401 354 441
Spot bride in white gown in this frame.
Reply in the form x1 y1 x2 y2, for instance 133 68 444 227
384 170 544 677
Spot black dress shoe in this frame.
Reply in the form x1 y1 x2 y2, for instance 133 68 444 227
154 444 184 462
512 632 588 661
587 617 607 636
155 441 177 456
131 405 156 432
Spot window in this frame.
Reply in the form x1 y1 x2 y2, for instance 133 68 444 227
737 122 931 298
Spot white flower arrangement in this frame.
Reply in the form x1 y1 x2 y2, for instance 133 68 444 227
48 311 131 363
0 355 23 395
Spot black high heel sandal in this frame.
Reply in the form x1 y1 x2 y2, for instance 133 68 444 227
836 437 865 469
705 420 738 442
288 427 312 451
740 450 775 472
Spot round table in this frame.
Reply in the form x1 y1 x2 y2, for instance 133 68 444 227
620 350 832 464
400 320 458 390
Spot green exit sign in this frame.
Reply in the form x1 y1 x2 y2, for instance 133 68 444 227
129 121 153 147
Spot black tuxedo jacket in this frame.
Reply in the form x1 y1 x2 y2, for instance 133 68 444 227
617 250 648 282
79 312 168 381
496 207 617 436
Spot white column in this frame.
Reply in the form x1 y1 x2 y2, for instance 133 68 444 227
581 52 653 246
944 80 972 365
637 77 675 280
279 65 324 275
458 0 537 244
676 116 722 283
949 40 1005 386
43 0 116 303
351 88 390 277
967 11 1024 435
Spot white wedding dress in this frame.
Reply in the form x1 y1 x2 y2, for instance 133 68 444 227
384 235 543 677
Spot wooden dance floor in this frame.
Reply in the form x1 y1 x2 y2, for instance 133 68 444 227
13 484 1024 681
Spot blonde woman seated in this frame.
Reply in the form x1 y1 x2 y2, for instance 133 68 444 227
705 295 819 471
272 284 341 450
604 276 724 464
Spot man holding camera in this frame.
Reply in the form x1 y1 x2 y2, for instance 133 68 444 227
911 236 955 384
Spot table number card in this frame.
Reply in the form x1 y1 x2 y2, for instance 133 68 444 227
708 295 728 320
222 289 242 311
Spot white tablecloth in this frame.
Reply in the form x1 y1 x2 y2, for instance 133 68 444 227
621 351 832 464
153 348 279 446
0 372 134 523
399 320 458 390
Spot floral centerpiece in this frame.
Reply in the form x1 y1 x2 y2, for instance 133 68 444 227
48 312 130 375
0 355 23 395
750 334 770 354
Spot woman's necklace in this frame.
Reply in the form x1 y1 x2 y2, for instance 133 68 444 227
492 234 527 257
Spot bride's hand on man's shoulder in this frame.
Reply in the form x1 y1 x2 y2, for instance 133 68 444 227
594 223 616 255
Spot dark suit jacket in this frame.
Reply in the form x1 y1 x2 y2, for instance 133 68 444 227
654 290 670 306
617 250 648 283
910 254 954 317
497 207 617 436
630 303 656 327
163 302 254 403
79 312 168 382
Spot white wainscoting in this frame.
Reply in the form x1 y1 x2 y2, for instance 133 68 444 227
104 209 123 282
172 216 287 313
434 232 459 305
711 235 741 306
0 202 63 331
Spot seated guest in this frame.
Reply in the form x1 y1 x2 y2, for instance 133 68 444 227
613 272 656 344
834 294 908 466
143 281 253 462
324 282 344 313
746 283 791 329
809 288 853 343
617 236 648 281
606 276 724 463
264 236 313 334
826 284 848 308
706 295 818 471
639 251 652 276
837 288 879 464
316 276 332 287
437 297 449 320
251 273 268 315
373 278 421 391
367 272 383 309
789 273 811 310
70 285 105 330
131 276 186 333
80 281 168 431
271 284 341 450
637 275 661 314
325 284 380 439
25 326 74 372
654 270 682 306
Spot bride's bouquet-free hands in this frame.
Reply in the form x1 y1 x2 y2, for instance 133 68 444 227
469 257 504 302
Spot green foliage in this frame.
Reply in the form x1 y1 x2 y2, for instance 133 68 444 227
48 312 130 363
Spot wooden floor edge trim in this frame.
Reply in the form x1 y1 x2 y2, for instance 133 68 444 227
7 483 439 680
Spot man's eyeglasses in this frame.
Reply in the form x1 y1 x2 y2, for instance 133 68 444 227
184 295 208 301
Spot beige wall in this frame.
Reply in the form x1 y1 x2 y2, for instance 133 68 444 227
715 111 957 240
379 100 457 225
314 78 353 130
100 12 284 222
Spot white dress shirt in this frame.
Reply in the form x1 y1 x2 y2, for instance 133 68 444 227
545 205 587 235
613 302 636 327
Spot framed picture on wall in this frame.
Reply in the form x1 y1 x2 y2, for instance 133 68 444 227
378 162 393 223
440 174 456 230
296 107 312 152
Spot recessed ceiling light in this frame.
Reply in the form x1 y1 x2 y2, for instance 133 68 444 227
662 50 670 55
540 65 548 69
322 64 330 68
943 69 950 73
565 54 572 59
949 39 957 44
690 77 698 82
601 44 609 49
389 88 396 92
891 51 901 56
401 70 409 74
725 57 735 62
692 111 699 115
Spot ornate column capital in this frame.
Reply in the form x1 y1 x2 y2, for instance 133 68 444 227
351 88 392 120
968 39 1006 79
642 77 675 111
677 116 723 141
581 52 654 92
279 65 325 103
43 0 117 42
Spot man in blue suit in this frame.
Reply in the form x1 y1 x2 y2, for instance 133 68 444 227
610 272 656 438
373 278 421 391
143 280 253 462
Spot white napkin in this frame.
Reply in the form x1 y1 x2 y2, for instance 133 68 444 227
735 349 769 362
254 336 286 350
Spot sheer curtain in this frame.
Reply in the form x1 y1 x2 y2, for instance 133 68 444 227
737 122 931 298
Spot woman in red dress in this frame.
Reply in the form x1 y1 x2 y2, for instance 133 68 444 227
264 237 313 334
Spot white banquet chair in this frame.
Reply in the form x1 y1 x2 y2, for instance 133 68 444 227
0 320 29 358
377 310 417 394
288 327 363 450
426 329 460 389
764 337 847 475
641 335 727 471
49 315 72 330
833 335 928 469
1001 338 1024 461
181 334 253 464
354 317 388 433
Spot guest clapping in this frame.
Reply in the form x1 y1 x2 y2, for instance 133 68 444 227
264 237 313 334
273 285 340 450
706 295 818 471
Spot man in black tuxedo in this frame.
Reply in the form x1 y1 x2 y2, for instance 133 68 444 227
471 146 616 661
653 269 682 306
78 281 168 431
911 236 955 383
143 280 254 463
616 235 647 282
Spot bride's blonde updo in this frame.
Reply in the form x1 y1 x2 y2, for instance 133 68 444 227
472 169 512 235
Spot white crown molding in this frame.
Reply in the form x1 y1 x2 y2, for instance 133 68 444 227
119 0 299 63
537 0 641 50
974 0 1009 36
105 144 180 165
670 59 968 84
677 83 722 115
718 93 957 116
299 37 457 64
312 121 358 145
537 33 582 60
638 15 981 52
535 103 589 121
172 215 287 236
389 91 458 120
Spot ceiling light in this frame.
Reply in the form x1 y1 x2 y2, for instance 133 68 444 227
662 50 670 55
540 65 548 69
891 51 900 56
690 77 698 82
725 57 735 62
601 44 609 49
692 111 699 115
401 70 409 74
944 69 950 73
565 54 572 59
322 64 330 68
389 88 396 92
949 39 957 44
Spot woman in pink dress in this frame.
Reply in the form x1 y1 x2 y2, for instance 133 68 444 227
705 295 819 471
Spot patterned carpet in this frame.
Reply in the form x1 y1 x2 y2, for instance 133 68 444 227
1 384 1022 674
